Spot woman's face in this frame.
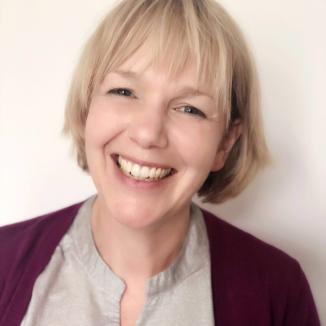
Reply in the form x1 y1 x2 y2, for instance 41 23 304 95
85 44 232 229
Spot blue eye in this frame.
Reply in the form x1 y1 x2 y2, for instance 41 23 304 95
107 88 134 97
177 106 206 118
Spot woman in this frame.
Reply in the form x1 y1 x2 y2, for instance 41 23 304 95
0 0 320 325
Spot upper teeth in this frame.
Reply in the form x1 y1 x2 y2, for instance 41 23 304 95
118 156 172 181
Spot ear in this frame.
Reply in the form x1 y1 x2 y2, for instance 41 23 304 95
211 119 243 172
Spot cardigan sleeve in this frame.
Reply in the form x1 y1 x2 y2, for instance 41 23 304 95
269 258 320 326
284 264 320 325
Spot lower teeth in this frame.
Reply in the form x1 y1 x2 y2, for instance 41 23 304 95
126 170 162 181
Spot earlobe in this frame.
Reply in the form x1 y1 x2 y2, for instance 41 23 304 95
211 119 243 172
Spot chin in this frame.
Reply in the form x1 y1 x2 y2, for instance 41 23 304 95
102 197 166 230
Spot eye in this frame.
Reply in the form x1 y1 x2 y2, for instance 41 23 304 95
107 88 134 97
176 105 206 118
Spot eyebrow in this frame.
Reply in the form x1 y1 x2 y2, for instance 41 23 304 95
109 70 139 79
175 86 213 100
108 70 214 100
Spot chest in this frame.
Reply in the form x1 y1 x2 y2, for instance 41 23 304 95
120 288 146 326
21 255 214 326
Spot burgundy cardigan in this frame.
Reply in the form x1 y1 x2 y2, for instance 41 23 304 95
0 201 320 325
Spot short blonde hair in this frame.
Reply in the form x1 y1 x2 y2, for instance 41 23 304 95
63 0 270 203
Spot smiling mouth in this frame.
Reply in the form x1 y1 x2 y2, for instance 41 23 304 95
114 155 175 182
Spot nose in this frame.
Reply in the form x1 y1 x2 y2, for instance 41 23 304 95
127 104 168 149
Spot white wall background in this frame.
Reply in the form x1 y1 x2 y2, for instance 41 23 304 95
0 0 325 322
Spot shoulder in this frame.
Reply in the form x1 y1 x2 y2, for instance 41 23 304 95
0 201 84 322
202 209 320 325
0 202 82 248
202 208 299 273
0 201 83 280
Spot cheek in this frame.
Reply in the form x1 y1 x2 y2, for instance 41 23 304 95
85 100 126 148
84 113 106 148
172 123 222 170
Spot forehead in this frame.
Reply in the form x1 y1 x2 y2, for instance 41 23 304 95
105 41 214 95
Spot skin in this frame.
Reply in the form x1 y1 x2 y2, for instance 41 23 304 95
84 43 242 325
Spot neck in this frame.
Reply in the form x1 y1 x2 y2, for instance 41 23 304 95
91 197 191 285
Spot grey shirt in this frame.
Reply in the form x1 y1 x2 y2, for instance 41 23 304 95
22 196 214 325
